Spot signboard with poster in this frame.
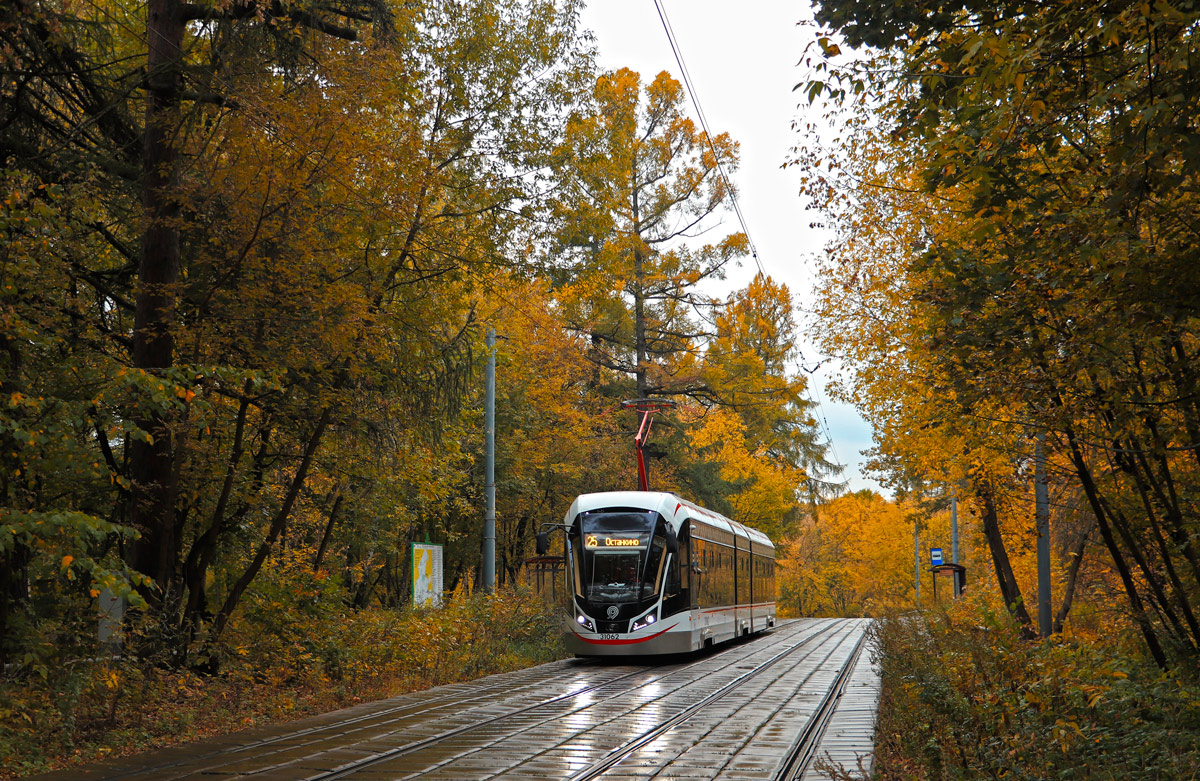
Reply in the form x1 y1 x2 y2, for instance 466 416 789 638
412 542 444 607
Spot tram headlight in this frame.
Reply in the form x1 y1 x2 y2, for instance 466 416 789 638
576 614 595 631
630 610 659 632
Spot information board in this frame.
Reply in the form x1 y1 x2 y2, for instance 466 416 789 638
412 542 444 607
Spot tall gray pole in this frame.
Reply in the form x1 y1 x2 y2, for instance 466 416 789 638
914 521 920 606
1035 432 1051 637
950 493 960 597
483 327 496 593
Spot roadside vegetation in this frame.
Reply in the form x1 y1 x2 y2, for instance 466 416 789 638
0 585 562 778
793 0 1200 773
799 0 1200 667
871 602 1200 779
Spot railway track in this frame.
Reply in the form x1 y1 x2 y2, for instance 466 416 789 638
47 618 875 781
306 620 848 781
563 623 865 781
86 660 658 780
773 628 868 780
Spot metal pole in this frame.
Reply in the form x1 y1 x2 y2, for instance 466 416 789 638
1035 432 1051 637
914 521 920 606
484 327 496 593
950 493 960 597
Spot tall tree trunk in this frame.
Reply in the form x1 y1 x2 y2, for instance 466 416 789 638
313 490 344 572
1053 523 1090 635
1167 335 1200 472
974 477 1036 639
632 203 648 398
1063 425 1168 668
212 406 333 639
182 387 252 640
1097 492 1196 651
1134 423 1200 591
1115 444 1200 649
130 0 184 602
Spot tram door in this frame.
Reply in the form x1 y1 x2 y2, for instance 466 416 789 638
735 540 750 633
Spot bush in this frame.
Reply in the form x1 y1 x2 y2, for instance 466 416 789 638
0 584 565 778
872 603 1200 779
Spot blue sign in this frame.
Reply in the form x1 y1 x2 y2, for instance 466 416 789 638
930 547 944 566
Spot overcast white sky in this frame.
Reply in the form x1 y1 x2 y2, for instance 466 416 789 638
577 0 882 495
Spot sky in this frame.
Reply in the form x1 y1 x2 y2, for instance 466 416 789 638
577 0 882 495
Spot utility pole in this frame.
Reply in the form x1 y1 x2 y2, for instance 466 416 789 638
483 327 496 593
1035 433 1051 637
914 521 920 606
950 493 960 597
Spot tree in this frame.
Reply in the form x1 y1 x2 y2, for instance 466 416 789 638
0 0 594 663
800 0 1200 665
779 491 916 616
549 67 747 401
702 274 841 506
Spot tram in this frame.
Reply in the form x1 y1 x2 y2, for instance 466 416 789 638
539 490 777 656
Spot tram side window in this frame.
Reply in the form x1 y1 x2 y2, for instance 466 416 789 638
729 549 739 604
733 548 740 603
702 542 719 607
678 538 689 599
736 550 745 604
727 549 734 605
644 535 666 599
722 548 734 606
663 541 679 598
700 544 710 604
712 548 721 606
711 547 720 606
569 535 583 597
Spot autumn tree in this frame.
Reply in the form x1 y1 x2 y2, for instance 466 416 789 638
702 274 840 508
0 0 594 663
549 67 747 401
800 0 1200 664
779 491 917 617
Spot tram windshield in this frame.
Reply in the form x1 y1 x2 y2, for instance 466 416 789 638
587 552 643 602
573 510 666 604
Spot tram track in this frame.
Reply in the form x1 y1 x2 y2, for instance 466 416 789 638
95 660 656 780
563 620 864 781
50 618 874 781
772 628 868 780
305 620 844 780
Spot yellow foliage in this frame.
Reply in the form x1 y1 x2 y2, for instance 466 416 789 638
778 492 917 617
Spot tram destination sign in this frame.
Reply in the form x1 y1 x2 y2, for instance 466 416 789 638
585 535 644 549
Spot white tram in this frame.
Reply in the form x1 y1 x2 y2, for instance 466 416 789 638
543 490 777 656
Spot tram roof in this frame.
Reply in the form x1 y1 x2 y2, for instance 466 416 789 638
569 491 774 549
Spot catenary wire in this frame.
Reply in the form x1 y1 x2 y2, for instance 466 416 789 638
651 0 849 482
652 0 766 278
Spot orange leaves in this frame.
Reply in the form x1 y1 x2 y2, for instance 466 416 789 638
778 492 917 617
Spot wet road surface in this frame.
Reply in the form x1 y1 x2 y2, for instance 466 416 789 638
40 618 878 780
